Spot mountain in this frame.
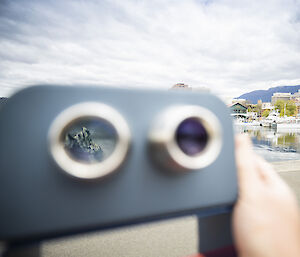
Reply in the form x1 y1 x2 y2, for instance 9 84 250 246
237 85 300 104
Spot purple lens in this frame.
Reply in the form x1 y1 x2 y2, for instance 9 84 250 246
175 118 208 156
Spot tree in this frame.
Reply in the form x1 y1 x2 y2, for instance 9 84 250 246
275 100 285 117
262 110 270 117
256 101 262 117
275 100 296 117
286 100 296 116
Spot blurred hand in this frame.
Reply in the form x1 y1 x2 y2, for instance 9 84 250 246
233 134 300 257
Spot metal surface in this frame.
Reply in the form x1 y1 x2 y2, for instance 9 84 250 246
198 212 233 253
0 85 237 243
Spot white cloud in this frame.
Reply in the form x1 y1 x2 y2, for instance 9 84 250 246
0 0 300 98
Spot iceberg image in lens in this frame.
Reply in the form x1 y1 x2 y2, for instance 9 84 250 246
63 118 117 163
175 118 209 156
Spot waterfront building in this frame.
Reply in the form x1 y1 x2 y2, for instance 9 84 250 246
170 83 192 90
232 98 247 106
170 83 210 92
229 103 248 119
247 111 258 119
230 103 247 114
256 99 263 117
271 92 292 105
247 103 257 110
169 83 210 93
296 102 300 116
262 102 274 111
291 91 300 115
292 89 300 98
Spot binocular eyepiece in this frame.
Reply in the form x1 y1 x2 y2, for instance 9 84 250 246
49 103 222 180
149 105 222 172
48 103 131 180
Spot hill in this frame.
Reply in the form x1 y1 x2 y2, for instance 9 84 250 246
237 85 300 103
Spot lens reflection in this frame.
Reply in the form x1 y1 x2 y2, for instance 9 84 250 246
63 118 117 163
175 118 208 156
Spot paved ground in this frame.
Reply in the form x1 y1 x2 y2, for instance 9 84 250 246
40 160 300 257
272 160 300 173
42 217 198 257
273 160 300 204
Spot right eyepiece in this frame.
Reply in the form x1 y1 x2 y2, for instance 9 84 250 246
148 105 222 172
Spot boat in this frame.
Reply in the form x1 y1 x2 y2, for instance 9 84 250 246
277 118 300 132
261 111 280 128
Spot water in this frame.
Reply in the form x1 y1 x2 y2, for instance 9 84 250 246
235 125 300 162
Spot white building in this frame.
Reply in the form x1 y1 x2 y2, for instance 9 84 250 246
247 112 258 119
291 90 300 101
271 92 291 104
170 83 192 90
291 90 300 115
262 102 274 110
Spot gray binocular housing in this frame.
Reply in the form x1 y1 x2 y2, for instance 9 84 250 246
0 85 237 242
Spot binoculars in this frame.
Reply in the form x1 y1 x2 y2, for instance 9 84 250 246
0 85 237 252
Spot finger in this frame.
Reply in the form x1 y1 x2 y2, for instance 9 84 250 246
256 156 281 183
235 134 262 192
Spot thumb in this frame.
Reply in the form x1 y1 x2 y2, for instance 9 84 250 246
235 134 261 193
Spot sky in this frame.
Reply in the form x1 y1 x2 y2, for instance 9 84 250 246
0 0 300 99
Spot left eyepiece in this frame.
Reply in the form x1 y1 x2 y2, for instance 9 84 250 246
48 103 131 180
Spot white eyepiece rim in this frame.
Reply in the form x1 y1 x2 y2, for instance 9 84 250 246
48 102 131 180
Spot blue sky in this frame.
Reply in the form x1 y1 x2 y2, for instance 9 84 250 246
0 0 300 98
